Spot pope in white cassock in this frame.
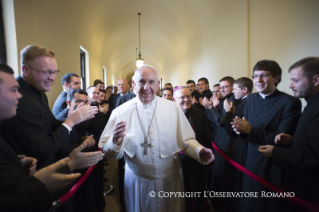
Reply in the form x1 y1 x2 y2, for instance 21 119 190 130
99 65 214 212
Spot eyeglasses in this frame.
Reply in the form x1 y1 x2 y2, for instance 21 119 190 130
252 74 271 79
175 95 192 100
212 90 220 93
26 66 60 76
220 85 232 90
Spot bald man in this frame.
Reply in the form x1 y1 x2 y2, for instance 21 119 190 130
108 78 129 114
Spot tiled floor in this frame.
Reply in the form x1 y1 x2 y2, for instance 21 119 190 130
104 158 125 212
103 158 217 212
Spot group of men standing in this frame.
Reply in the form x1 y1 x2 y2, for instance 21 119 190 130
0 43 318 212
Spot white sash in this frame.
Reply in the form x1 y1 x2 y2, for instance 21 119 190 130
126 156 180 180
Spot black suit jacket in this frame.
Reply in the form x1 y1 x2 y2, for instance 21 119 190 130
272 91 319 208
116 92 136 107
2 76 70 169
108 93 120 113
52 91 68 121
0 130 52 211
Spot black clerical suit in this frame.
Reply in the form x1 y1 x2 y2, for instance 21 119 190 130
2 76 70 169
191 90 201 102
272 91 319 211
205 93 242 212
58 112 108 212
180 107 212 212
52 91 68 121
108 93 120 114
0 129 52 212
193 89 213 111
201 89 212 99
240 89 301 212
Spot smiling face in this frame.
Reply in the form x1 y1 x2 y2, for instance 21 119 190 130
0 72 22 120
186 82 196 93
219 80 233 97
198 80 209 93
99 91 106 102
68 76 81 90
87 87 99 103
117 79 129 95
72 92 89 109
253 70 279 95
162 90 173 100
22 56 57 92
213 85 222 98
133 66 160 104
174 88 192 113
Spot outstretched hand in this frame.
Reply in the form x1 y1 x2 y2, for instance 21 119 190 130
199 148 215 164
67 143 104 171
65 102 99 128
33 158 81 194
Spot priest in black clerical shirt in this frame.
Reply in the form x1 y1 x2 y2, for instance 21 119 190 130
259 57 319 211
232 60 301 212
202 76 243 211
174 86 212 212
186 79 201 102
52 73 81 121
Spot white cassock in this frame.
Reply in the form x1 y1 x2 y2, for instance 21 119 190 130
99 96 208 212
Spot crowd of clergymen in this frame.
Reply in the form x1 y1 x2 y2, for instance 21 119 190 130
0 44 319 212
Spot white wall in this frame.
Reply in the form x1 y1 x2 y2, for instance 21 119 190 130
8 0 319 108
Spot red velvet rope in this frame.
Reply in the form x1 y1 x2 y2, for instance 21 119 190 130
60 165 96 203
211 141 319 212
57 147 103 204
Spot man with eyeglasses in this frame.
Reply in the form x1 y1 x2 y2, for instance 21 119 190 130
231 60 301 212
209 77 253 211
212 84 223 99
52 73 81 121
174 86 212 212
258 57 319 211
2 44 102 171
201 76 241 211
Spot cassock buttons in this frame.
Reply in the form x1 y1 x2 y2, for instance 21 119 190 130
152 152 155 154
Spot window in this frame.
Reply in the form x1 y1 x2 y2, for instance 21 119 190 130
0 0 7 64
103 66 107 86
80 46 90 90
